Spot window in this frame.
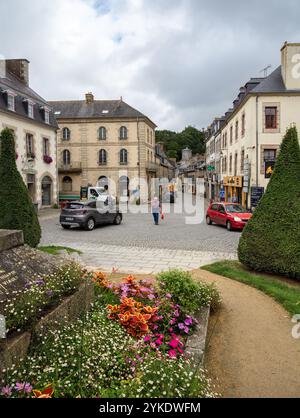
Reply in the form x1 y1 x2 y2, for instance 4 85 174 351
120 149 128 165
147 128 149 142
99 127 106 140
229 154 232 174
150 131 153 144
230 126 233 145
99 149 107 165
44 109 50 124
62 176 72 192
7 94 15 111
26 134 34 158
225 132 227 149
241 149 245 172
264 149 277 161
63 149 71 165
43 138 50 156
241 113 245 136
234 153 238 176
28 102 34 119
211 204 218 211
235 121 239 141
62 128 70 141
222 157 227 173
265 107 277 129
120 126 127 140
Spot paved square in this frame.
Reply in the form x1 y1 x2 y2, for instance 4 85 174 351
40 208 240 273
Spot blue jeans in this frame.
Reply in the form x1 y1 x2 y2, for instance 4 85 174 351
152 213 159 225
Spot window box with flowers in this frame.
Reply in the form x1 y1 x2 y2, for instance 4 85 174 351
43 155 53 164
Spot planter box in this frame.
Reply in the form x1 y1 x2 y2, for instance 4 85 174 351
0 282 95 377
185 306 210 367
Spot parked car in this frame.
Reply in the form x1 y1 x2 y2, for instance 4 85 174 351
60 200 122 231
206 202 252 231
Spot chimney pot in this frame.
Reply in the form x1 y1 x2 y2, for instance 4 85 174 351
5 59 29 86
85 92 94 104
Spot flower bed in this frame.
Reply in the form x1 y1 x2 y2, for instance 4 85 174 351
1 270 220 398
0 262 86 334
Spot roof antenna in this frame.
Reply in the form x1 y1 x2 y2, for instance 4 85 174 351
260 65 272 78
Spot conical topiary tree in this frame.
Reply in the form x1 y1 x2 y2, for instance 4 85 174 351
238 126 300 279
0 128 41 247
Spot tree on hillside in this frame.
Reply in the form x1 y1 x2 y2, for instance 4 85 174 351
155 126 205 161
238 126 300 279
0 128 41 247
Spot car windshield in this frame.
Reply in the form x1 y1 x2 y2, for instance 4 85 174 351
225 204 248 213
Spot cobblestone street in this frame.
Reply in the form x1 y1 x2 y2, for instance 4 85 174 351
40 208 240 273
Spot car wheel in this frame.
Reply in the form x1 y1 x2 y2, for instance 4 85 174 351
62 224 71 230
226 221 232 231
114 214 122 225
85 218 95 231
206 216 212 225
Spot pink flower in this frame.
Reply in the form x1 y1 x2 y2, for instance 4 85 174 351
166 293 172 299
1 386 13 397
144 336 151 342
169 339 179 349
155 339 163 346
168 349 177 358
184 326 189 334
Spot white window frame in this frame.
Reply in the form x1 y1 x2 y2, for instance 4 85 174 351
7 93 15 111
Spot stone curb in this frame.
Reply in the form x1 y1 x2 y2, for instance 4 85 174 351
185 306 210 367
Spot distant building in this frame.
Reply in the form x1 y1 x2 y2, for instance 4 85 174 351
49 93 157 202
205 42 300 208
0 59 58 208
177 148 205 194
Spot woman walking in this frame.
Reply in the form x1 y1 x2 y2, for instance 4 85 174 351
151 196 161 225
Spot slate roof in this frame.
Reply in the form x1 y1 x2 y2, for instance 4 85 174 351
251 65 300 94
0 70 58 129
49 99 157 126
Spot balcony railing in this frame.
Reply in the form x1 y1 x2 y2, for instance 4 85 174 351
58 162 82 173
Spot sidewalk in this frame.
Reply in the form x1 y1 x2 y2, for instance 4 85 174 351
38 208 60 220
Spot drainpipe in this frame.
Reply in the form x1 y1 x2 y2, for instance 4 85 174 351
256 96 259 186
137 117 141 190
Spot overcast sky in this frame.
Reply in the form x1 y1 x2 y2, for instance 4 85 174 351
1 0 300 130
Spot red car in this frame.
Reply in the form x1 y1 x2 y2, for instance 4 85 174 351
206 202 252 231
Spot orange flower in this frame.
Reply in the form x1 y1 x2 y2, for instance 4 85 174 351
32 385 54 398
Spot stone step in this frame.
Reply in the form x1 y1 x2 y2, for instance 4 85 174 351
0 230 24 253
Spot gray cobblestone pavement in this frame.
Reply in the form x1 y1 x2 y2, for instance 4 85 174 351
40 209 240 273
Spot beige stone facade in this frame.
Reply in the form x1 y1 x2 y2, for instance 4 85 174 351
205 43 300 208
0 59 58 209
50 94 157 202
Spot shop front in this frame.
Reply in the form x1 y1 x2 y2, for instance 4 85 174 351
223 176 246 207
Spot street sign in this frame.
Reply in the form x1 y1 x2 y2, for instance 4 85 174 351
207 165 215 172
251 187 264 208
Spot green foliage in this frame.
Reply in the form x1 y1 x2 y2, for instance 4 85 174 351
157 269 221 314
0 128 41 247
155 126 205 161
202 260 300 316
38 246 82 255
238 127 300 279
1 262 84 332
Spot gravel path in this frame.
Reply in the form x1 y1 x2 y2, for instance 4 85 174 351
192 269 300 398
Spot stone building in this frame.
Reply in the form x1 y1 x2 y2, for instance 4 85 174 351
177 148 206 194
0 59 58 208
50 93 157 202
205 42 300 208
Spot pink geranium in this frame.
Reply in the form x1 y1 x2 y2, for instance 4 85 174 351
168 349 177 358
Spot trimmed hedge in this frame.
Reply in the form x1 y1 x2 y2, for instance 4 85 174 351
238 126 300 279
0 128 41 247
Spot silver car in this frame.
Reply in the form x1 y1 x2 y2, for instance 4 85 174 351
60 200 122 231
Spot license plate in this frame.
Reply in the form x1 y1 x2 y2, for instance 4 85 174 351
65 217 74 221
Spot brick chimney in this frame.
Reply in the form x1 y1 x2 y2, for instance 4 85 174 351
85 92 94 104
5 59 29 86
281 42 300 90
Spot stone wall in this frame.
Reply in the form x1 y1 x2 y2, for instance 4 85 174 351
0 229 95 376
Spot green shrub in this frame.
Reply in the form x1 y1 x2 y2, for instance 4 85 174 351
238 126 300 279
157 269 221 314
0 128 41 247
